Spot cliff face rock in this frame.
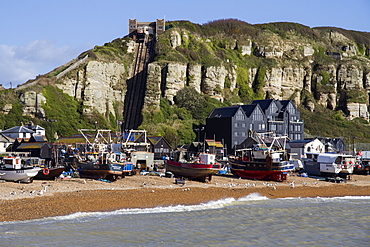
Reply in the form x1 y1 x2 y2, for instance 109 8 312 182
170 30 182 49
262 67 307 102
144 62 236 108
144 63 162 109
347 102 369 119
19 91 46 118
337 64 363 89
164 63 187 104
14 20 370 130
202 65 228 102
56 60 126 116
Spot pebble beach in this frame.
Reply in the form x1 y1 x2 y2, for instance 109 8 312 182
1 174 370 222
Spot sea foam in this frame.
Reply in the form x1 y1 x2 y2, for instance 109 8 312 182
45 193 269 221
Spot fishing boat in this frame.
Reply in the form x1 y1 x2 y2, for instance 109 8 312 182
73 129 126 181
354 151 370 175
165 151 221 182
0 156 41 183
77 151 124 181
229 132 289 182
25 158 65 180
302 152 355 179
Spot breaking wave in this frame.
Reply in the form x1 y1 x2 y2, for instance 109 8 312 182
46 193 269 221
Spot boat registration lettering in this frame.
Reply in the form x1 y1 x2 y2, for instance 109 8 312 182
16 170 25 173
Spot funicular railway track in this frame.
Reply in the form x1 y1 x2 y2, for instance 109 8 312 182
123 34 155 130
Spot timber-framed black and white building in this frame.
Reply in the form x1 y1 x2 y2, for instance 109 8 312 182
206 99 304 153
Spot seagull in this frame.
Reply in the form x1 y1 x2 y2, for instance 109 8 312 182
290 181 295 188
42 185 50 192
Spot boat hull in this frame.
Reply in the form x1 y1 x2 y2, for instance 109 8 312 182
34 167 65 180
165 160 221 182
77 162 123 181
230 160 288 181
0 167 41 183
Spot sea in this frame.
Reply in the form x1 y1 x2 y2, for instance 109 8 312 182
1 193 369 247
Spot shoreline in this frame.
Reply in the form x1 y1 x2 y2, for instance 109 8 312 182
1 174 370 222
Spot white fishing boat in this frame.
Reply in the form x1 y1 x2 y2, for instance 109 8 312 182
303 153 355 179
0 156 41 183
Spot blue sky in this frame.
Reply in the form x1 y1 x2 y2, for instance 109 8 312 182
1 0 369 88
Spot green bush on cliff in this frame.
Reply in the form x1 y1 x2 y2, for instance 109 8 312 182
41 86 118 140
0 102 32 130
253 67 266 99
300 104 370 143
140 88 228 147
345 89 368 104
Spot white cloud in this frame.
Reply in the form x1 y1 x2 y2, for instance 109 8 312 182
0 40 85 88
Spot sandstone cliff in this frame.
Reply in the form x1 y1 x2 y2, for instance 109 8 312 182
7 20 370 139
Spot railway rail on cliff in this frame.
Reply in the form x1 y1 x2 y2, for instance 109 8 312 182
123 34 155 131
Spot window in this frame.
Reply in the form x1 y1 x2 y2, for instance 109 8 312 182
234 132 238 137
250 124 253 130
234 123 238 128
262 124 265 130
242 123 246 128
270 103 278 114
252 112 263 121
235 110 245 120
242 132 246 137
287 103 296 114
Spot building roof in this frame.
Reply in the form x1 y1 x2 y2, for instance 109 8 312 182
240 104 260 117
55 136 89 144
288 139 316 148
205 139 223 148
17 142 46 149
2 126 35 134
30 135 47 142
147 136 171 147
251 99 275 111
26 124 45 131
0 133 14 142
208 106 240 118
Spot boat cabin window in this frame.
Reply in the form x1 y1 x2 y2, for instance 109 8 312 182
335 156 342 164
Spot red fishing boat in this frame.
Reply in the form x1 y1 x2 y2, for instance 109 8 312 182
229 132 289 182
165 152 221 182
